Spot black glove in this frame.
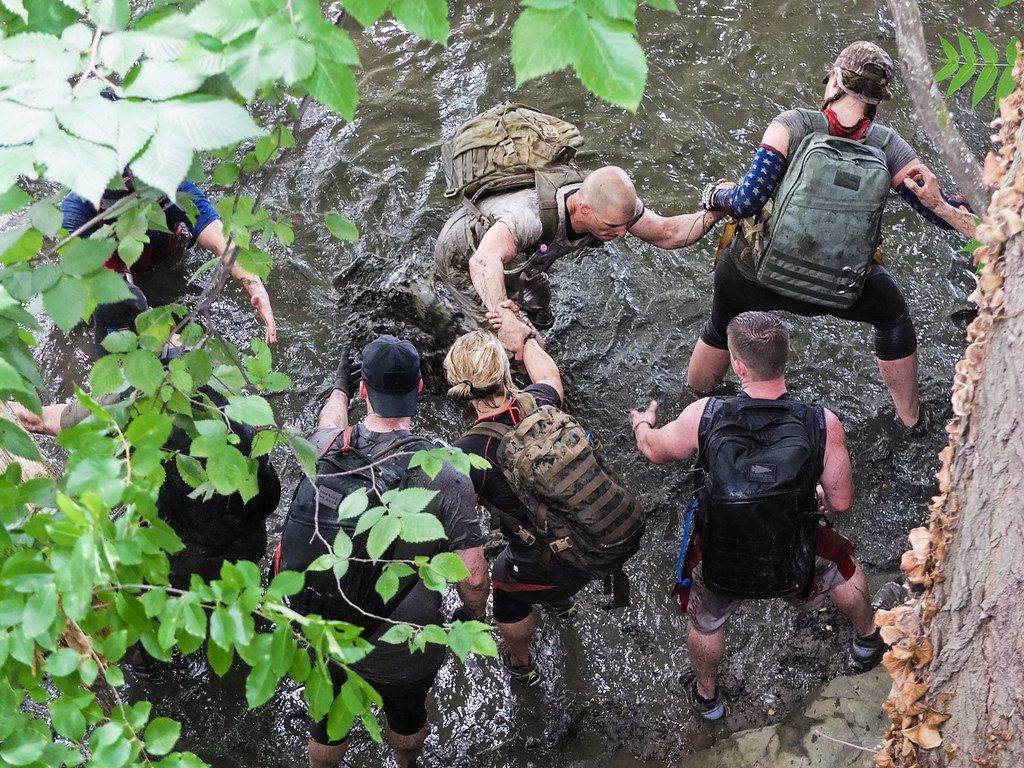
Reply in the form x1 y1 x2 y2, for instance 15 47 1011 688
450 605 480 623
332 347 361 399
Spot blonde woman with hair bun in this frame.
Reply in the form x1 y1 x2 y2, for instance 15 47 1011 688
445 315 590 688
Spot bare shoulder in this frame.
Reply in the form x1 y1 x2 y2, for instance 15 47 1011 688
822 407 847 443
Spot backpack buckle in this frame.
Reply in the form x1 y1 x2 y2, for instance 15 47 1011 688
548 537 573 554
500 138 516 156
515 527 537 546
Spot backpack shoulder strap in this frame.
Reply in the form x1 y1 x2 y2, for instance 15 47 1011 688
516 392 539 417
696 397 723 459
463 420 512 442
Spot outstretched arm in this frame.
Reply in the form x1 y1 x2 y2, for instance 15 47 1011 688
703 121 791 219
469 223 534 356
893 162 976 239
8 401 66 437
521 335 563 401
627 207 725 249
195 219 278 343
630 398 706 464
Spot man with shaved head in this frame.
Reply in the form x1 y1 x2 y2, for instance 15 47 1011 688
435 164 723 354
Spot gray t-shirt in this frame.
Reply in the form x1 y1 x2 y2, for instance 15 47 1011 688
309 424 485 684
772 108 918 175
474 183 598 265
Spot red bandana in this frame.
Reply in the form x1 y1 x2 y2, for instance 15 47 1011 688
824 108 870 141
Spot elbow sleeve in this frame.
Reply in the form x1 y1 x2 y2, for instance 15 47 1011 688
711 144 786 218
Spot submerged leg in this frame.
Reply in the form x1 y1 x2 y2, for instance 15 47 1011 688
687 622 726 699
385 722 429 768
686 339 731 391
877 352 920 427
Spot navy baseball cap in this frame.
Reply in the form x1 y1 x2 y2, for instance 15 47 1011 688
93 283 148 356
360 335 421 418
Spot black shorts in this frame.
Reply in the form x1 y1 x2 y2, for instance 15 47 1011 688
491 550 590 624
700 249 917 361
309 666 438 744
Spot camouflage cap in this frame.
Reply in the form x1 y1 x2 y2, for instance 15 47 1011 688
822 41 895 103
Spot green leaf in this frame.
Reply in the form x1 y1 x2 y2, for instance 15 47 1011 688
429 552 469 582
144 717 181 756
340 0 389 27
391 0 448 43
975 28 998 65
378 623 414 645
132 122 196 200
225 395 276 427
956 30 976 67
934 56 960 83
245 661 280 708
206 444 248 494
583 0 636 22
254 133 277 164
972 62 998 107
124 60 207 100
29 199 63 236
574 15 647 111
947 61 977 97
90 0 130 30
268 570 305 597
212 161 240 185
337 489 369 520
304 61 359 121
44 648 81 677
1 0 28 21
938 35 958 66
511 7 580 83
995 37 1019 110
366 514 402 560
383 486 436 516
62 238 116 276
375 568 399 602
0 728 49 766
43 275 88 332
0 418 42 462
400 513 446 543
156 97 263 152
0 185 31 216
124 349 166 395
324 211 359 241
34 128 120 205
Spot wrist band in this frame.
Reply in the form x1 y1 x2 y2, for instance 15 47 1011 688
632 420 654 435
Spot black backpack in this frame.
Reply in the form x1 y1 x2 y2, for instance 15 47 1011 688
695 394 825 599
157 388 280 554
279 428 438 632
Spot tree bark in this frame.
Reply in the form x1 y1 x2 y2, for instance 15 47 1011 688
886 0 990 214
875 50 1024 768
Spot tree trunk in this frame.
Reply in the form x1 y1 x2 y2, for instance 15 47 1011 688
875 51 1024 768
886 0 990 213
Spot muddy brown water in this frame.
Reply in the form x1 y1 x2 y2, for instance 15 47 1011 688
21 1 1016 765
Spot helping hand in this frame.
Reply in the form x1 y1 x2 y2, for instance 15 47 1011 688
629 400 659 433
250 289 278 344
333 347 362 400
901 164 942 210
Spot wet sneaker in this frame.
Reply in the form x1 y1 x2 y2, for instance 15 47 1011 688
546 600 579 621
689 679 725 721
851 581 908 672
498 641 541 687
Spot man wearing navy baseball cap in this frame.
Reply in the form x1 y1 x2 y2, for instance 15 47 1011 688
281 334 488 768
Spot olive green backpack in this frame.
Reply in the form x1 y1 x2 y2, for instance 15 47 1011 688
465 393 645 587
441 102 586 244
752 112 892 309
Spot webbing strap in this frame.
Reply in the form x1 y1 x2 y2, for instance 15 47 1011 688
548 433 591 478
567 473 606 507
551 449 595 494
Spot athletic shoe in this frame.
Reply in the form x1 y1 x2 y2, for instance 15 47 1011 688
689 679 725 721
498 641 541 687
851 581 908 672
546 600 579 621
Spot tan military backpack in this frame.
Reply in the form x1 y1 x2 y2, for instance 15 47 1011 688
441 103 586 243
